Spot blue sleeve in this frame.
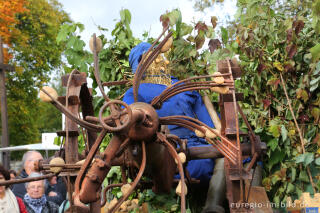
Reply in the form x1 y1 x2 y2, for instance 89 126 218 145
123 88 135 105
192 92 214 128
122 87 146 105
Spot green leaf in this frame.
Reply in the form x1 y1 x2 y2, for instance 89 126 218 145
295 152 314 166
273 61 284 72
53 136 61 146
273 196 280 205
73 39 84 51
306 183 315 194
314 61 320 75
286 182 295 194
315 157 320 166
310 76 320 85
291 167 296 182
296 88 309 103
298 170 309 182
231 41 239 49
267 138 278 151
269 149 286 167
189 49 197 57
271 175 281 185
195 33 205 50
310 83 319 92
281 125 288 142
66 36 76 49
116 191 123 198
269 124 280 138
221 27 228 44
120 9 131 25
206 26 215 38
311 107 320 121
180 23 193 36
168 9 182 26
107 166 121 180
77 23 84 32
310 43 320 62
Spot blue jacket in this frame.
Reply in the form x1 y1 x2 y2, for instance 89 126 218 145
123 81 215 184
125 42 215 184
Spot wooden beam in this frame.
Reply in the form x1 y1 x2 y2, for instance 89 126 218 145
0 37 11 169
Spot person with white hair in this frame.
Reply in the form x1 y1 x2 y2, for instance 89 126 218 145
12 151 65 206
23 172 59 213
12 151 44 198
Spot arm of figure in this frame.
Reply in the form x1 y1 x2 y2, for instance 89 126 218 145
123 87 146 104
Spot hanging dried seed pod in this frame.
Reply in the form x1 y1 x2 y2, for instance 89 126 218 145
161 37 173 53
40 86 58 102
213 72 224 84
89 36 103 53
210 86 229 94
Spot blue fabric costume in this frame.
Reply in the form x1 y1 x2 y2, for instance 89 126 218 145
123 42 215 184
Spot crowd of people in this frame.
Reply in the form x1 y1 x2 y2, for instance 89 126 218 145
0 151 67 213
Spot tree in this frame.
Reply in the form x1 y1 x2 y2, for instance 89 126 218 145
0 0 70 155
0 0 27 62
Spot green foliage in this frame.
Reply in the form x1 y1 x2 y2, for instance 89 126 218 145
296 152 314 166
57 9 140 100
228 0 320 205
138 189 182 213
56 22 91 74
310 44 320 62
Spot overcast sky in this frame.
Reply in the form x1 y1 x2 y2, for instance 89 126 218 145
56 0 237 91
59 0 237 47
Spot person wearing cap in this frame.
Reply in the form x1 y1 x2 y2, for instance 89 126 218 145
123 41 226 213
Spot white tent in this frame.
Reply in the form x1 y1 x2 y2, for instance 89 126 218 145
0 143 60 151
0 143 60 159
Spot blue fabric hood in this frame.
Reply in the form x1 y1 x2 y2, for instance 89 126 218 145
129 42 152 74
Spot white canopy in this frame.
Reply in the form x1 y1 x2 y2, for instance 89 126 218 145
0 143 60 151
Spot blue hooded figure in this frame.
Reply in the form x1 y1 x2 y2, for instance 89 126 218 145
123 42 215 184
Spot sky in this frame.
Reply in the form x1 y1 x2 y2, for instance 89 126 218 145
58 0 237 48
57 0 237 92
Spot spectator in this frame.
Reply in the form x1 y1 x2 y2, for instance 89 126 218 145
12 151 65 206
45 175 66 206
9 170 17 180
23 172 59 213
0 164 27 213
12 151 44 198
9 169 17 190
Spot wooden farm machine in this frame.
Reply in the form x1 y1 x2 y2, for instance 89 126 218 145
0 29 271 213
